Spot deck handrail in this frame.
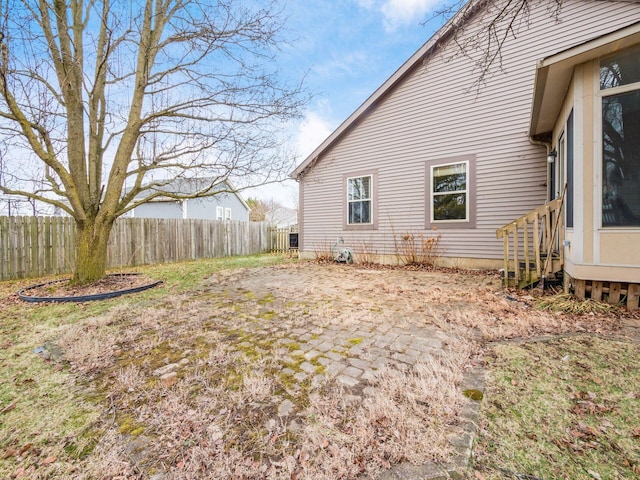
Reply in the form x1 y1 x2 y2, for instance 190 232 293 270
496 186 566 288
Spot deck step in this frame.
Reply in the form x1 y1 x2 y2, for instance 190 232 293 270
501 267 562 289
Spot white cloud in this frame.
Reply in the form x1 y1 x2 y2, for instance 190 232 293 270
355 0 376 8
357 0 443 31
295 108 335 160
243 106 336 209
313 51 370 80
382 0 443 30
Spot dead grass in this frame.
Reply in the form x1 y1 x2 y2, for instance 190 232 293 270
535 292 623 315
0 257 636 479
354 240 379 265
312 241 334 263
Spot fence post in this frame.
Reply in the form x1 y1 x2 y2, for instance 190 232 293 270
0 216 275 281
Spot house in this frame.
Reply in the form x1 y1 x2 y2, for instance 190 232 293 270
291 0 640 307
130 178 250 222
266 206 298 229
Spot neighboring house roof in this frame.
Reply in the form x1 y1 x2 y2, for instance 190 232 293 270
266 206 298 228
290 0 640 180
130 178 250 211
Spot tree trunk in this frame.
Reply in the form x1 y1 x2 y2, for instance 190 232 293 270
72 219 114 285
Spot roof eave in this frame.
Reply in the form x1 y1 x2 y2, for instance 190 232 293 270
529 21 640 139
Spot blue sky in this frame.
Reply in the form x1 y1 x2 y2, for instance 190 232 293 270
249 0 448 207
0 0 450 215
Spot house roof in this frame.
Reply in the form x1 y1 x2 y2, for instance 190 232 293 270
291 0 640 179
530 20 640 138
131 178 251 210
290 0 486 180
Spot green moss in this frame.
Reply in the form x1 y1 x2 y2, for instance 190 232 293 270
224 371 246 391
258 293 276 305
118 414 145 436
348 337 363 345
260 310 276 320
463 389 484 401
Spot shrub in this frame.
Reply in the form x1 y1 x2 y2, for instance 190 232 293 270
394 229 442 266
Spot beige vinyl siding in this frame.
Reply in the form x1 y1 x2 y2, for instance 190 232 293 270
299 0 640 261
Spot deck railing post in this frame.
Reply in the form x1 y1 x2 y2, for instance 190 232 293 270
533 212 541 278
513 223 519 285
523 220 530 284
503 228 509 287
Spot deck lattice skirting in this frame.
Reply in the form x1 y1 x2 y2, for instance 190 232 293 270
569 277 640 310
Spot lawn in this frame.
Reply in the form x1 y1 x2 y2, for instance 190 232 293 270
473 336 640 479
0 255 637 479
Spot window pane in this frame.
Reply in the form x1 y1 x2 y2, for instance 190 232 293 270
349 200 371 224
600 45 640 89
433 193 466 221
348 176 371 201
567 110 574 228
433 163 466 193
602 91 640 226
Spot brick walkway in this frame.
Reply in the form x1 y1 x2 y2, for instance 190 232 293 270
197 264 494 478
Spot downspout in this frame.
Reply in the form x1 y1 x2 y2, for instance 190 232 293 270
529 135 554 201
529 135 556 291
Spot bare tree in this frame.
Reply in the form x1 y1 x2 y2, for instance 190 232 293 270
246 196 295 226
246 197 268 222
0 0 305 284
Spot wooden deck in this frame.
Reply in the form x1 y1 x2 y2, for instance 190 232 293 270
496 194 564 288
497 186 638 310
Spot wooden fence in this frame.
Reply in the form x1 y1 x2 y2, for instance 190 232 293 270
269 225 298 254
0 216 271 281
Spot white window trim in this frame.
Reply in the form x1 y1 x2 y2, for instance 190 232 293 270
429 160 469 224
182 199 188 219
216 206 224 221
225 208 232 221
599 81 640 96
346 175 373 225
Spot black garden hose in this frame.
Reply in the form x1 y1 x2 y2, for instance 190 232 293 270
18 274 163 303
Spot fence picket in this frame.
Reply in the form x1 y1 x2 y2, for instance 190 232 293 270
0 216 274 281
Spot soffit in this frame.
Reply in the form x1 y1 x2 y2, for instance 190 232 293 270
530 21 640 138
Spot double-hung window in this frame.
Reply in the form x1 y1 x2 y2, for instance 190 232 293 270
425 155 475 229
216 206 224 221
225 208 232 221
347 175 372 224
430 161 468 222
600 45 640 227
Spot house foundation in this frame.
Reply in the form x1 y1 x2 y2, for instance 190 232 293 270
565 274 640 310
